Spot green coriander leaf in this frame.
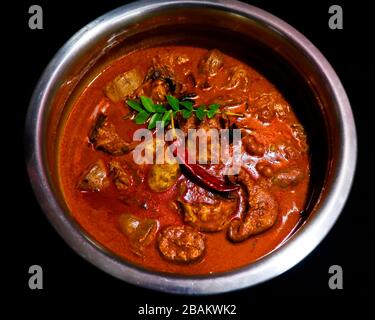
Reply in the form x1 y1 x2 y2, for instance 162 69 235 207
127 100 143 112
135 110 150 124
196 106 206 120
140 96 156 113
154 104 167 113
167 95 180 111
182 109 193 119
161 111 171 127
180 100 194 110
148 113 163 129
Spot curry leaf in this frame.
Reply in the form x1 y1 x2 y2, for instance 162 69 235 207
140 96 156 113
135 110 150 124
207 103 220 118
148 113 163 129
196 106 206 120
182 109 193 119
208 103 219 112
162 110 171 122
127 100 143 112
154 105 167 113
180 100 194 111
161 111 171 127
130 95 241 128
167 95 180 111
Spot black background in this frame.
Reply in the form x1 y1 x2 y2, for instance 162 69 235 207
9 0 372 315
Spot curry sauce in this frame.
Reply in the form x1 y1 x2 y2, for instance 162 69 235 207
59 46 310 275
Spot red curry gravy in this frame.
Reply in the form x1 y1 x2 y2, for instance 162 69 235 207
58 46 310 275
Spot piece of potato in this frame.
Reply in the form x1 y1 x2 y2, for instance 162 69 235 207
119 213 158 256
148 163 180 192
77 160 108 192
105 69 142 102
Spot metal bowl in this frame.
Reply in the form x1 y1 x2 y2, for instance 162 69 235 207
25 0 356 294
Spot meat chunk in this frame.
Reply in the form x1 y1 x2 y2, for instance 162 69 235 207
273 167 304 188
251 93 290 123
105 69 142 102
135 60 179 103
77 160 108 192
198 49 224 77
119 214 158 256
178 180 239 232
291 123 308 152
225 66 249 90
148 163 181 192
150 79 169 102
177 114 199 135
89 114 135 155
185 114 230 164
108 161 133 191
282 144 302 160
146 60 175 82
157 225 205 263
227 169 278 242
136 79 172 103
252 94 276 123
179 198 237 232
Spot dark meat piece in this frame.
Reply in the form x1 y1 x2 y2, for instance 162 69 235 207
157 225 205 263
198 49 224 77
151 79 169 102
135 59 180 102
291 123 308 152
252 94 276 123
147 163 181 192
77 160 108 192
179 197 238 232
178 180 240 232
273 167 304 188
258 106 276 123
283 144 302 160
178 112 227 143
183 114 229 164
108 161 133 191
200 114 228 130
225 66 249 90
177 114 199 136
89 114 135 155
251 93 290 123
119 214 158 257
227 169 278 242
146 60 174 82
135 80 170 103
105 69 142 102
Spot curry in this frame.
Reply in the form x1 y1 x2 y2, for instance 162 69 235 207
59 45 310 274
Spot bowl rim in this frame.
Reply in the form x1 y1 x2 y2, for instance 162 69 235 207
25 0 357 295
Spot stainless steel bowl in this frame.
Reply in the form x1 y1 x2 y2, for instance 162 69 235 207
25 0 357 294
